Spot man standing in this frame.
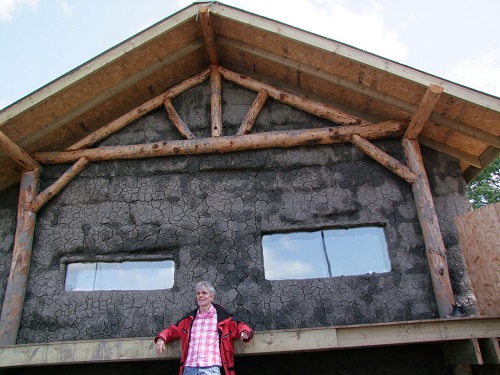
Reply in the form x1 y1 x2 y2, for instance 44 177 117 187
154 281 254 375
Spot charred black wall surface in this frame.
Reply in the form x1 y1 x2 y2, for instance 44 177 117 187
0 81 474 344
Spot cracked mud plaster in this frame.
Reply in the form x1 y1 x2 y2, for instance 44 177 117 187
0 81 476 344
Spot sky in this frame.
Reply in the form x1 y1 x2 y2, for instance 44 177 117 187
1 0 500 111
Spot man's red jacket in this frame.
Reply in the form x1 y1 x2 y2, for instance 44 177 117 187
154 303 253 375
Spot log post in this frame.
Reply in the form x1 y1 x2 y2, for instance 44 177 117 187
198 5 218 65
0 168 39 346
403 138 455 317
210 65 222 137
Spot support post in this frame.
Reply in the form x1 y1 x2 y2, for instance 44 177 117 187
403 138 455 317
0 168 39 346
210 65 222 137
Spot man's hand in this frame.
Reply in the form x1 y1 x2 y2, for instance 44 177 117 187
240 331 250 340
155 338 166 354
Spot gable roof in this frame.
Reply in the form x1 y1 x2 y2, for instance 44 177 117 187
0 1 499 192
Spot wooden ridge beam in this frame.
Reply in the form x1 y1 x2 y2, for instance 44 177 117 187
219 66 369 126
405 84 443 140
33 121 406 165
199 5 218 66
1 317 499 368
30 157 89 213
0 130 41 171
350 134 415 183
66 68 210 151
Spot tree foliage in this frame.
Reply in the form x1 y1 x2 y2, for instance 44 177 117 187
467 156 500 209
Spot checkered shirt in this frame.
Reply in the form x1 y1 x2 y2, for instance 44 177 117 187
184 304 222 368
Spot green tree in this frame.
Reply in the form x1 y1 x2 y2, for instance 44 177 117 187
467 156 500 209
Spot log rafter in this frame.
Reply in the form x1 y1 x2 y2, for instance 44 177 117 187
0 130 41 171
405 84 443 140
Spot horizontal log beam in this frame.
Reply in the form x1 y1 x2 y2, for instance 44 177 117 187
219 66 369 126
1 317 499 368
34 121 406 165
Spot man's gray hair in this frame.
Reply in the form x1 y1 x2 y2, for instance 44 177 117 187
196 281 216 296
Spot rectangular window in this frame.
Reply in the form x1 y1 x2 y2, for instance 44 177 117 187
262 226 390 280
65 260 175 291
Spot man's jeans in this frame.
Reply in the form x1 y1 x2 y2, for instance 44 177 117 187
183 366 221 375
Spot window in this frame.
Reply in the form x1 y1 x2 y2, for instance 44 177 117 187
65 260 175 291
262 226 390 280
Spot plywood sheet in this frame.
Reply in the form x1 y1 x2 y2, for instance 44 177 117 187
455 202 500 316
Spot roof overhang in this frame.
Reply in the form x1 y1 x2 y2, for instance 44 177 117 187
0 2 499 191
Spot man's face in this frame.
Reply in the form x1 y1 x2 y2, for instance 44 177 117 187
196 288 214 309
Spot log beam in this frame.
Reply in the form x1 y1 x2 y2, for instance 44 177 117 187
0 130 41 171
30 157 89 213
405 84 443 140
350 134 416 184
403 138 455 317
163 98 196 140
237 89 269 135
210 65 223 137
0 169 39 346
199 5 218 65
34 121 406 165
66 68 210 151
219 66 369 126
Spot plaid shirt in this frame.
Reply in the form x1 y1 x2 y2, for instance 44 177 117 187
184 304 222 368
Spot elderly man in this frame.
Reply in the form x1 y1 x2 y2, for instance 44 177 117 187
154 281 254 375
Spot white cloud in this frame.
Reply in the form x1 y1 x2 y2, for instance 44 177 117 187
221 0 408 62
0 0 38 21
59 0 71 17
448 49 500 98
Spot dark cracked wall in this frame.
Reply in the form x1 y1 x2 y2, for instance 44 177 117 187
0 81 476 344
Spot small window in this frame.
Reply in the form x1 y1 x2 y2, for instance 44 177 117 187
262 226 390 280
65 260 175 291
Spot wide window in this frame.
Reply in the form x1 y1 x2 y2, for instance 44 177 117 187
65 260 175 291
262 226 390 280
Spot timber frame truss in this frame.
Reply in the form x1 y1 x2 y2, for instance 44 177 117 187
0 4 499 368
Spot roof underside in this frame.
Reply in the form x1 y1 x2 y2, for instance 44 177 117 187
0 2 499 191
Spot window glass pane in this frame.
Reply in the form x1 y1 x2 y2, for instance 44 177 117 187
66 263 97 291
323 227 390 276
65 260 175 291
262 231 328 280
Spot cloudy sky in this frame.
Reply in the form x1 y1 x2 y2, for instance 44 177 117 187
1 0 500 111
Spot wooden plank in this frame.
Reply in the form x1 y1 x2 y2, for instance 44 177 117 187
402 139 455 317
219 66 369 125
237 89 268 135
163 98 196 139
66 68 210 151
30 157 89 213
405 84 443 140
33 121 406 164
419 135 482 168
199 5 218 65
1 317 499 367
0 130 41 171
350 134 415 183
455 202 500 316
0 169 39 346
444 339 483 365
479 338 500 364
210 65 223 137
